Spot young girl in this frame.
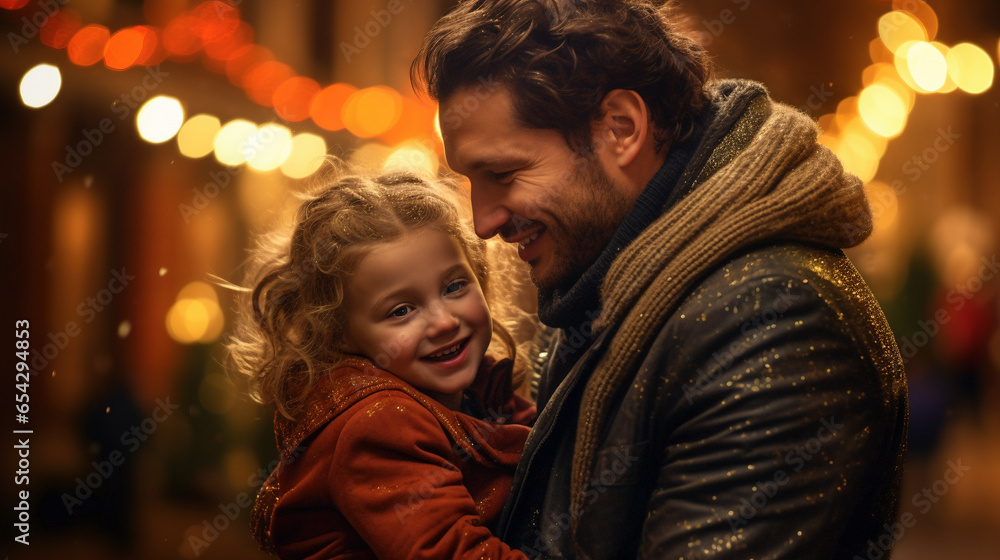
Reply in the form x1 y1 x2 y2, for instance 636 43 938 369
228 167 536 559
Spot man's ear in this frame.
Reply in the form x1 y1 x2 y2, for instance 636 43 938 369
595 89 651 168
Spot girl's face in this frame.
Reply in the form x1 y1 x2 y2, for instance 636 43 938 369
342 227 492 408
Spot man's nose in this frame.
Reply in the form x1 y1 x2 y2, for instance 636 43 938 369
470 181 512 239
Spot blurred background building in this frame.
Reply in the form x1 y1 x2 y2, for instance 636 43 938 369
1 0 998 558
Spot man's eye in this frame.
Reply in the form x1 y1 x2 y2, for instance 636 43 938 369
445 280 468 295
389 305 413 318
491 170 515 183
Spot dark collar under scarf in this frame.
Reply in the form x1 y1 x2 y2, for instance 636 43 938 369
535 80 769 331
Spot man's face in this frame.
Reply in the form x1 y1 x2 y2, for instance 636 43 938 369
439 85 633 291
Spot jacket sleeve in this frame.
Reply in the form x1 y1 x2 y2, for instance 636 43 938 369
637 273 902 559
330 393 530 560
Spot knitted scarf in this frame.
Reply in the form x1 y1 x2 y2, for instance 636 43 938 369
568 93 874 525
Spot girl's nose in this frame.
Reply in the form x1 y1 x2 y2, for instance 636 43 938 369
425 302 460 337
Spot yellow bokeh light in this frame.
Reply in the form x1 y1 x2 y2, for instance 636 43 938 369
20 64 62 108
929 43 958 94
865 181 900 233
907 41 948 92
385 143 439 176
165 297 224 344
894 40 927 92
177 114 222 159
878 11 927 53
858 83 908 138
214 119 258 166
246 124 293 172
947 42 995 94
136 96 184 144
836 131 880 183
178 281 219 303
281 133 328 179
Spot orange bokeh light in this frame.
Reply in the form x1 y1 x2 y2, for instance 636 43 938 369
163 14 202 58
243 60 295 107
0 0 30 9
273 76 321 123
67 25 111 66
310 83 358 131
39 9 82 50
342 86 403 138
225 44 272 87
133 26 165 66
379 97 436 145
104 27 146 70
203 20 252 61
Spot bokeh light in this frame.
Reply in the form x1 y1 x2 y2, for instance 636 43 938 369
67 24 111 66
907 41 948 92
214 119 258 166
19 64 62 108
40 9 83 49
385 143 439 176
136 96 185 143
245 124 293 172
859 83 908 138
947 42 995 94
273 76 320 122
342 86 403 138
166 282 225 344
104 27 146 70
177 114 222 158
878 10 927 53
280 133 328 179
309 83 357 131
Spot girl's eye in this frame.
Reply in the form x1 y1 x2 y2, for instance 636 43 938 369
445 280 468 295
389 305 413 318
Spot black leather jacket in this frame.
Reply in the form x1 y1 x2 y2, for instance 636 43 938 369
497 244 908 559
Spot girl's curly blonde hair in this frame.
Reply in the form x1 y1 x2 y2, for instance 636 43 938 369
227 165 525 419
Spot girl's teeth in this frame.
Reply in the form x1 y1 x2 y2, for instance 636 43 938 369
430 343 461 358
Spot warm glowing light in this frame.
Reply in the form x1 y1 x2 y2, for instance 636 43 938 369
273 76 320 122
836 131 880 183
67 25 110 66
177 114 222 158
245 124 293 171
893 0 938 40
858 83 908 138
281 133 328 179
343 86 403 138
224 44 272 87
907 41 948 92
203 21 251 61
166 282 225 344
947 42 995 94
878 11 927 53
865 181 900 232
136 96 184 143
310 83 357 131
214 119 258 166
385 143 439 176
20 64 62 108
40 9 82 49
0 0 30 9
162 15 201 57
929 42 958 94
243 60 294 107
104 27 145 70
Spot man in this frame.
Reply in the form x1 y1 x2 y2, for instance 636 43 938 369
413 1 908 558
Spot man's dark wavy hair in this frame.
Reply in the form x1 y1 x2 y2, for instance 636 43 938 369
412 0 713 153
